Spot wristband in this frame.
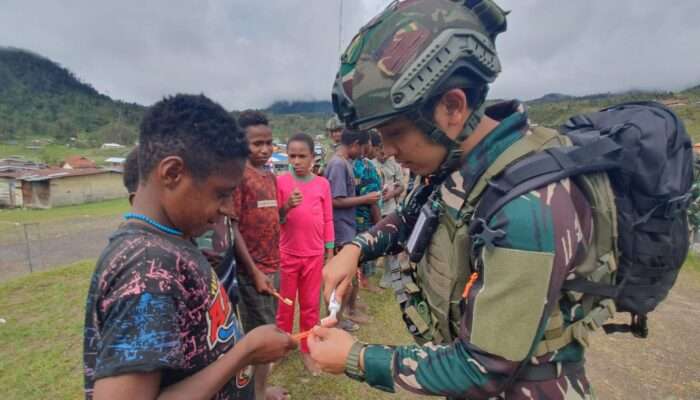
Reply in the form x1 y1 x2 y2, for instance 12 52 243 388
344 341 366 382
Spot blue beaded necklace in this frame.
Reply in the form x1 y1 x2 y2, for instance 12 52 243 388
124 212 183 236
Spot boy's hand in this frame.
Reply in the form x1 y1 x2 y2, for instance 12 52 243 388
307 326 355 374
382 186 391 202
382 184 398 202
285 188 303 210
244 325 297 365
363 191 381 205
252 270 275 295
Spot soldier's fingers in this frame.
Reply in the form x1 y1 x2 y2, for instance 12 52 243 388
311 325 331 339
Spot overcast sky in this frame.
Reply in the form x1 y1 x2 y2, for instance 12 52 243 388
1 0 699 109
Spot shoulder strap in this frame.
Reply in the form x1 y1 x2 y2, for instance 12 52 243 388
467 127 562 206
473 136 621 224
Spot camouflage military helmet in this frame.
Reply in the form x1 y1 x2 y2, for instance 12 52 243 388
332 0 507 131
326 115 343 131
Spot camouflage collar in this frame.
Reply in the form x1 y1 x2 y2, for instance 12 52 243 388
438 100 528 217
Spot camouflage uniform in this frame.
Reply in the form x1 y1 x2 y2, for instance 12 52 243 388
330 1 598 398
352 101 595 399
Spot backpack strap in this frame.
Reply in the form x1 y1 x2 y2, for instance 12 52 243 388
467 126 563 206
473 136 621 226
469 129 624 356
533 299 616 357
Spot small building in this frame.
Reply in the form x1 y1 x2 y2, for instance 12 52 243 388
20 168 126 209
101 143 125 149
267 152 289 175
0 157 46 208
62 155 97 170
104 157 126 169
0 172 24 208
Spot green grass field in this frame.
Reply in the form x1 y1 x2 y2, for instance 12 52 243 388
0 198 129 231
0 260 422 400
0 143 132 166
683 251 700 273
1 256 698 399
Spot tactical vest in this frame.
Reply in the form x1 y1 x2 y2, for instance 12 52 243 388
396 126 618 355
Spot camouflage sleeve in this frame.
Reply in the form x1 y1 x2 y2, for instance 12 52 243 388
351 211 406 260
361 179 593 398
351 183 426 260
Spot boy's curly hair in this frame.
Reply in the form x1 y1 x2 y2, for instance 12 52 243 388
139 94 249 181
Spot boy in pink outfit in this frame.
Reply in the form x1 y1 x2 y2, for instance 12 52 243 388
276 133 334 374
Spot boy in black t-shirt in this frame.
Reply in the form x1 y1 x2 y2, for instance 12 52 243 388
83 94 296 400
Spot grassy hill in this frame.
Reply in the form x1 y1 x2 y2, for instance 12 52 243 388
0 47 144 146
526 89 700 141
1 46 697 155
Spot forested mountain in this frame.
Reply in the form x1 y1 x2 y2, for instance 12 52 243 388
0 47 144 146
1 46 697 147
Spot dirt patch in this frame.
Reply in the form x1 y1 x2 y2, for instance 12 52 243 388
587 271 700 399
0 215 122 281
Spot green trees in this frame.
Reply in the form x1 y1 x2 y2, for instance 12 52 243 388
0 48 143 144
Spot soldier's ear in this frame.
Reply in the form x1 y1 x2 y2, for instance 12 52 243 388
434 89 469 137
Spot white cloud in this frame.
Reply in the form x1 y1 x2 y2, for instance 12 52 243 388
1 0 697 109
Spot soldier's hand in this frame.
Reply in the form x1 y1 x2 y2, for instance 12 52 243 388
323 245 360 305
242 325 297 365
307 326 355 374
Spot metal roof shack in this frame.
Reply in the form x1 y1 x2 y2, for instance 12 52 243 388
19 167 125 209
0 158 47 207
62 155 97 169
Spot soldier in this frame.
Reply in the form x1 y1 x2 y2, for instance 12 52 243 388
323 115 344 169
309 1 596 399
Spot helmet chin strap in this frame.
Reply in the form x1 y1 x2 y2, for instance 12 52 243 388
410 87 489 184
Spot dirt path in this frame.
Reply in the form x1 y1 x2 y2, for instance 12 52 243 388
0 215 122 281
587 270 700 399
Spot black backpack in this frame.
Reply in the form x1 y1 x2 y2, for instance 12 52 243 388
471 101 694 338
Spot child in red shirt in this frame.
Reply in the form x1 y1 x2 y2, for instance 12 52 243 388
230 110 288 400
276 133 334 374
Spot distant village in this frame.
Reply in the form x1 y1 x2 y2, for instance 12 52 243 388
0 150 127 209
0 140 316 209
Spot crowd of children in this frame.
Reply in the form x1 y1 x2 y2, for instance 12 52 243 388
83 95 406 400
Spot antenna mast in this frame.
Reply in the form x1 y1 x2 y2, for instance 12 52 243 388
338 0 344 54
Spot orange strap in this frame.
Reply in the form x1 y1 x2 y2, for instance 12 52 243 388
462 272 479 299
292 330 312 341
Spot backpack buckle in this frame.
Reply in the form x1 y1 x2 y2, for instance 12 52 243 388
664 193 692 218
469 218 506 251
486 177 511 194
631 314 649 338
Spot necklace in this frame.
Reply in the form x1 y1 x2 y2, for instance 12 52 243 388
124 212 183 236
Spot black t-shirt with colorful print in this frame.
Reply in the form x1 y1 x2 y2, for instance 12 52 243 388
83 222 254 399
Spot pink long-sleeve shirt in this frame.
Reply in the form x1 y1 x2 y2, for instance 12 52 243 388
277 173 335 257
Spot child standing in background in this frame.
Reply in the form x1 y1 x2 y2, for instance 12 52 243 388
230 110 288 400
353 131 383 293
276 133 334 374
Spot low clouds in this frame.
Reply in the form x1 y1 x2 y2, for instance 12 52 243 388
494 0 700 99
1 0 698 108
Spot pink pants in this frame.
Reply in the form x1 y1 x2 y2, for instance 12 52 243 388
276 252 324 353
